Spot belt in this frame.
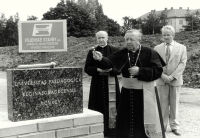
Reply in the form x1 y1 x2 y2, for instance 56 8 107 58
122 77 143 89
99 72 109 75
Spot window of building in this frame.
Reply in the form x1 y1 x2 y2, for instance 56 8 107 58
179 20 183 25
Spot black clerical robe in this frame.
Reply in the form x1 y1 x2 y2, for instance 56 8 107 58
100 46 165 138
84 45 121 136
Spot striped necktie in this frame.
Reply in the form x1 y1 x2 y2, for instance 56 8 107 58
165 43 171 64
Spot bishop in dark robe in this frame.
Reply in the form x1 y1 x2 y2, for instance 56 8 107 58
84 31 121 137
93 29 166 138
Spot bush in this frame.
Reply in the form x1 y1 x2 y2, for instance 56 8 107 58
1 31 200 88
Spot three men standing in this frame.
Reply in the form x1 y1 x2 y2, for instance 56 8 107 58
93 29 165 138
85 26 187 137
154 25 187 136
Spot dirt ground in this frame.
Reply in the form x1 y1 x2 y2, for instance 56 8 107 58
0 71 200 138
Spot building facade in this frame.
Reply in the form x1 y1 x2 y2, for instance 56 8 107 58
138 7 200 32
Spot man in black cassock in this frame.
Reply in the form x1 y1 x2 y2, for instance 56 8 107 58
93 29 166 138
84 31 121 137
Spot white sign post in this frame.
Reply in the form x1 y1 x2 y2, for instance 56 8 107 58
18 20 67 63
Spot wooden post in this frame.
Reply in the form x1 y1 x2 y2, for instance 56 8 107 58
41 52 47 63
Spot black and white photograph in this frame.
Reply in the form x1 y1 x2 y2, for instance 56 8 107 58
0 0 200 138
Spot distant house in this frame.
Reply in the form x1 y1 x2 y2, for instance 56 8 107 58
137 7 200 32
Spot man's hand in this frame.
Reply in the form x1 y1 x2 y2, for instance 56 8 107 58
161 73 171 83
128 66 139 76
97 68 103 72
168 76 174 82
97 68 112 72
93 51 102 61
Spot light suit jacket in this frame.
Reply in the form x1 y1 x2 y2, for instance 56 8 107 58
154 41 187 86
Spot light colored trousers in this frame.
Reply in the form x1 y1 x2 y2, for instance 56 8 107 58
157 84 181 130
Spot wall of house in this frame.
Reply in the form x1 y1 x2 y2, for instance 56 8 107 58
167 17 187 32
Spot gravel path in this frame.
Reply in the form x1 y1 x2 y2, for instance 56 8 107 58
0 71 200 138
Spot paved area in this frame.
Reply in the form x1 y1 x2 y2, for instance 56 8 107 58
1 71 200 138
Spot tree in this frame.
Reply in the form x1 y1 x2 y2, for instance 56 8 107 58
77 0 87 9
121 16 131 35
183 11 200 31
0 13 7 46
85 0 99 20
153 10 168 34
27 15 38 20
77 0 117 33
42 0 96 37
138 10 168 35
135 18 143 29
123 16 131 28
159 10 168 27
121 17 139 35
105 16 121 36
146 10 159 34
42 0 121 37
95 4 107 31
129 18 138 29
1 13 19 46
77 0 99 20
13 13 19 45
0 13 19 46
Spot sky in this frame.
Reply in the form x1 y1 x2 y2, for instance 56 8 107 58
0 0 200 26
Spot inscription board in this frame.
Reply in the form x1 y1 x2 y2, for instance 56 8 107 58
7 67 83 121
18 20 67 52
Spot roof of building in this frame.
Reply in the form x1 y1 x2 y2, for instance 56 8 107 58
137 8 200 20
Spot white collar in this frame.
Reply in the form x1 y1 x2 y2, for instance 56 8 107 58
98 45 107 48
165 41 175 46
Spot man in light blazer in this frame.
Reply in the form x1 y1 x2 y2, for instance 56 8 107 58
154 25 187 136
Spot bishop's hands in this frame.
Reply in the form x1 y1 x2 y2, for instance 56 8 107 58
92 50 102 61
128 66 139 76
161 73 174 84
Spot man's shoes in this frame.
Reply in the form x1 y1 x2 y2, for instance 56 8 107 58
172 129 181 136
